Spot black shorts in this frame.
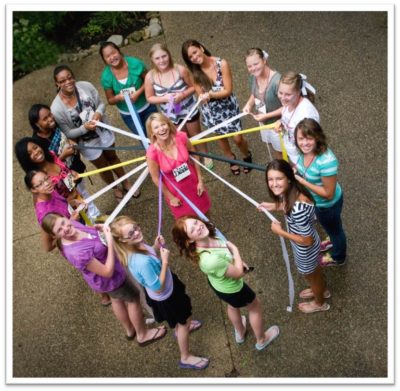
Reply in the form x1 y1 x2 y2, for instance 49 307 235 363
144 273 192 328
107 277 140 303
209 281 256 308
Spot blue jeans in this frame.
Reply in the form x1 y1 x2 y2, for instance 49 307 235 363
120 104 158 137
315 194 347 263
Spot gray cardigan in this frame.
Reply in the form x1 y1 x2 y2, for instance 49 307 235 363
50 81 107 139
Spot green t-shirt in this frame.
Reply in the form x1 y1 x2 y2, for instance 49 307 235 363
100 56 147 112
197 240 243 294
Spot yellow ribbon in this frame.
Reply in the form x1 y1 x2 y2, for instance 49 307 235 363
78 156 146 178
278 132 289 162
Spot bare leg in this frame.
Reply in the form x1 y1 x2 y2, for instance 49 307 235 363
304 266 327 306
102 147 131 190
233 134 250 157
185 120 209 154
226 304 245 339
110 298 135 337
246 297 265 343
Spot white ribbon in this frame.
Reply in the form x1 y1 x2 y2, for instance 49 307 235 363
177 98 202 132
190 112 248 141
299 73 316 96
76 162 147 212
94 120 146 142
104 167 149 227
190 156 295 312
262 50 269 60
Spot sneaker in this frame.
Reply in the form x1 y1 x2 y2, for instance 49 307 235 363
319 253 345 267
320 238 333 252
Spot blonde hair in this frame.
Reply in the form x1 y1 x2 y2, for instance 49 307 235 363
110 216 149 268
279 71 315 103
149 43 174 71
145 112 177 144
41 213 63 249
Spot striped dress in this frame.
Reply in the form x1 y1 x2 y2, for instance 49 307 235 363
286 201 321 274
152 67 199 125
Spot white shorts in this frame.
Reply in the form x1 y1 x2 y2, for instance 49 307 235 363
260 128 282 152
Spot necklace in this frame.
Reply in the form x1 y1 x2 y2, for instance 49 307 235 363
59 90 76 100
256 67 271 98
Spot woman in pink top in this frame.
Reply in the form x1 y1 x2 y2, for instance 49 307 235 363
146 112 211 219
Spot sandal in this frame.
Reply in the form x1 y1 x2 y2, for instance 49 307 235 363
243 151 253 174
230 154 240 176
298 301 330 314
137 326 167 347
179 357 209 370
299 288 331 300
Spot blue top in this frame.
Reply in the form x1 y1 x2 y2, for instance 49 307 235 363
296 148 342 208
128 244 173 301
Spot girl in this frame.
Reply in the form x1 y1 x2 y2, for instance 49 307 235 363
144 43 213 169
28 103 101 221
294 118 346 266
146 113 211 219
50 65 137 203
41 213 167 344
276 72 319 164
26 170 111 306
172 216 280 351
99 41 157 136
111 216 209 370
243 48 283 159
259 159 330 313
181 39 252 175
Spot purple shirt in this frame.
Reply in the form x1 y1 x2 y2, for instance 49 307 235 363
61 220 126 293
35 191 70 225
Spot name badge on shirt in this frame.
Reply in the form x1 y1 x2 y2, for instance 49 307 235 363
173 162 190 182
254 98 266 114
63 173 76 191
120 86 136 95
79 109 94 124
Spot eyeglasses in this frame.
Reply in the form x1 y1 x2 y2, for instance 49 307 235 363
57 75 75 85
121 224 140 240
32 176 51 189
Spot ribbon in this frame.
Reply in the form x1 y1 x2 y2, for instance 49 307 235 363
76 162 147 212
262 50 269 60
299 73 316 97
77 156 146 178
279 131 289 162
93 120 145 141
177 98 202 131
190 112 248 141
104 168 149 227
157 173 163 238
191 121 277 146
166 95 175 116
190 156 295 312
161 172 227 242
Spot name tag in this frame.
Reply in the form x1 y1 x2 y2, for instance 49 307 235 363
63 173 76 191
79 109 94 123
254 98 266 114
173 162 190 182
120 87 136 95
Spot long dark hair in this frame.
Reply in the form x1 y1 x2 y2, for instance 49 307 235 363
24 170 42 189
15 137 54 173
28 103 52 134
172 216 217 264
265 159 314 215
181 39 213 91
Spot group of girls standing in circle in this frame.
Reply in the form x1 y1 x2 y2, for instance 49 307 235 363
14 37 348 370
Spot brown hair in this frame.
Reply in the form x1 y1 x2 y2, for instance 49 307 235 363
145 112 177 144
181 39 213 92
279 71 315 103
41 213 63 249
295 118 327 155
265 159 314 215
172 216 217 264
110 216 150 268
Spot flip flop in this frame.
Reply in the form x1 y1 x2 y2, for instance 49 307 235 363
234 315 247 344
299 288 331 299
179 357 209 370
137 326 167 347
255 325 280 351
173 319 203 338
298 301 330 314
125 331 136 341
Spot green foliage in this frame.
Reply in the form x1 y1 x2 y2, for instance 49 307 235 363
79 12 141 42
13 17 60 79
